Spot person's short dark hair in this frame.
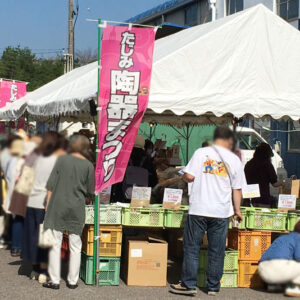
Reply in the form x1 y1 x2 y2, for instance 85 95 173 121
254 143 273 161
58 135 69 151
294 220 300 233
202 140 210 148
213 127 234 141
38 131 62 157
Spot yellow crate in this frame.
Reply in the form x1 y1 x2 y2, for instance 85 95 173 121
238 261 264 288
82 225 122 257
228 230 271 261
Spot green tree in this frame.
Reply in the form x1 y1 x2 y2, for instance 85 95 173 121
0 46 64 91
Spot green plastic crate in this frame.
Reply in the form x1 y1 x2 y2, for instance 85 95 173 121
198 270 238 288
80 253 120 285
85 205 122 225
164 206 189 228
199 248 238 271
246 208 287 231
287 211 300 231
122 206 164 227
228 207 247 229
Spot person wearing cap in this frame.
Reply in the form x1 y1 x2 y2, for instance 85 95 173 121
110 135 158 203
244 143 284 207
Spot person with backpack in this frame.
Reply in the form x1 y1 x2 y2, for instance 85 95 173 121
111 135 158 203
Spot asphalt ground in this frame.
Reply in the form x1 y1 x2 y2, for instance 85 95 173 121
0 248 289 300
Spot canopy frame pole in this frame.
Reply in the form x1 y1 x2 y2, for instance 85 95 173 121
93 18 102 287
168 123 195 165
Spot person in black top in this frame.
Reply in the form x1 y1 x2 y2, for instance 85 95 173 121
110 135 158 203
244 143 284 207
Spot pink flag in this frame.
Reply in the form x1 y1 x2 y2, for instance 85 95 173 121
0 79 27 108
95 25 156 193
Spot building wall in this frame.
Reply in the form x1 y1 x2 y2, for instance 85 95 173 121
244 0 273 10
165 8 185 25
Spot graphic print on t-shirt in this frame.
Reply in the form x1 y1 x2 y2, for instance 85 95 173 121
203 156 229 177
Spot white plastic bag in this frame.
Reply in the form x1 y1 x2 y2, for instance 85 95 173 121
38 223 54 248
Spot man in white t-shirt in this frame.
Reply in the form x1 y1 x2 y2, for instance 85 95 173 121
170 127 245 296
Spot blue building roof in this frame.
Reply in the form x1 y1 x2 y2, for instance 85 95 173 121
127 0 193 23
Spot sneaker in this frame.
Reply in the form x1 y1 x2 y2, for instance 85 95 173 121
38 273 48 284
208 289 220 296
169 282 197 296
285 284 300 297
42 282 60 290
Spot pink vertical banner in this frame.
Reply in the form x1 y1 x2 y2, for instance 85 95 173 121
0 80 27 108
95 25 156 193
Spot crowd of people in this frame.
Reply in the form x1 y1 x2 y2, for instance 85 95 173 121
1 126 299 297
0 131 94 289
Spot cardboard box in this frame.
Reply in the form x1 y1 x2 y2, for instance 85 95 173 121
125 237 168 286
291 180 300 198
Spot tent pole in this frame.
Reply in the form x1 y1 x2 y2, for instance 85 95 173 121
186 123 190 164
93 18 102 287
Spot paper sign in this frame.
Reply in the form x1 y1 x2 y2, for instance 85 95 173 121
131 186 151 207
132 186 151 201
242 184 260 199
131 249 143 258
278 194 296 210
163 188 182 203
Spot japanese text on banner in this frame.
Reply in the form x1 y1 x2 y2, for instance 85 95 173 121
95 25 156 193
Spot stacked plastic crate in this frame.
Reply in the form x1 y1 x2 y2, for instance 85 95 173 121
80 205 122 285
197 248 239 288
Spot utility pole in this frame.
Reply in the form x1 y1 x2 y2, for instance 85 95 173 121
64 0 74 73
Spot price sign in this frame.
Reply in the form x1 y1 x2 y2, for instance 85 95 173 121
242 184 260 199
131 186 152 208
278 194 296 210
163 188 183 209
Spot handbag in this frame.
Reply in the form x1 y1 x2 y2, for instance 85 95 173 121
14 165 35 196
38 223 54 248
9 152 39 217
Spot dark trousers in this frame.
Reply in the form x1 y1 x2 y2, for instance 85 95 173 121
21 207 47 264
11 215 24 250
181 215 229 290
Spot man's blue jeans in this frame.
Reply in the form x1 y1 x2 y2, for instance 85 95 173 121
181 215 229 291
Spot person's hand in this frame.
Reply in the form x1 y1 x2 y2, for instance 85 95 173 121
232 210 243 223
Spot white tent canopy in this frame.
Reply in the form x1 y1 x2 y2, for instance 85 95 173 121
2 4 300 124
0 62 98 120
148 4 300 123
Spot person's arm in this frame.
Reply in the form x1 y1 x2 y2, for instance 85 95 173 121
161 176 182 187
183 173 195 183
182 150 201 183
272 180 285 188
86 163 95 202
232 189 243 222
45 158 60 210
266 162 283 187
232 161 246 222
45 190 52 211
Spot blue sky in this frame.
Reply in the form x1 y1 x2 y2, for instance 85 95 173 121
0 0 166 57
